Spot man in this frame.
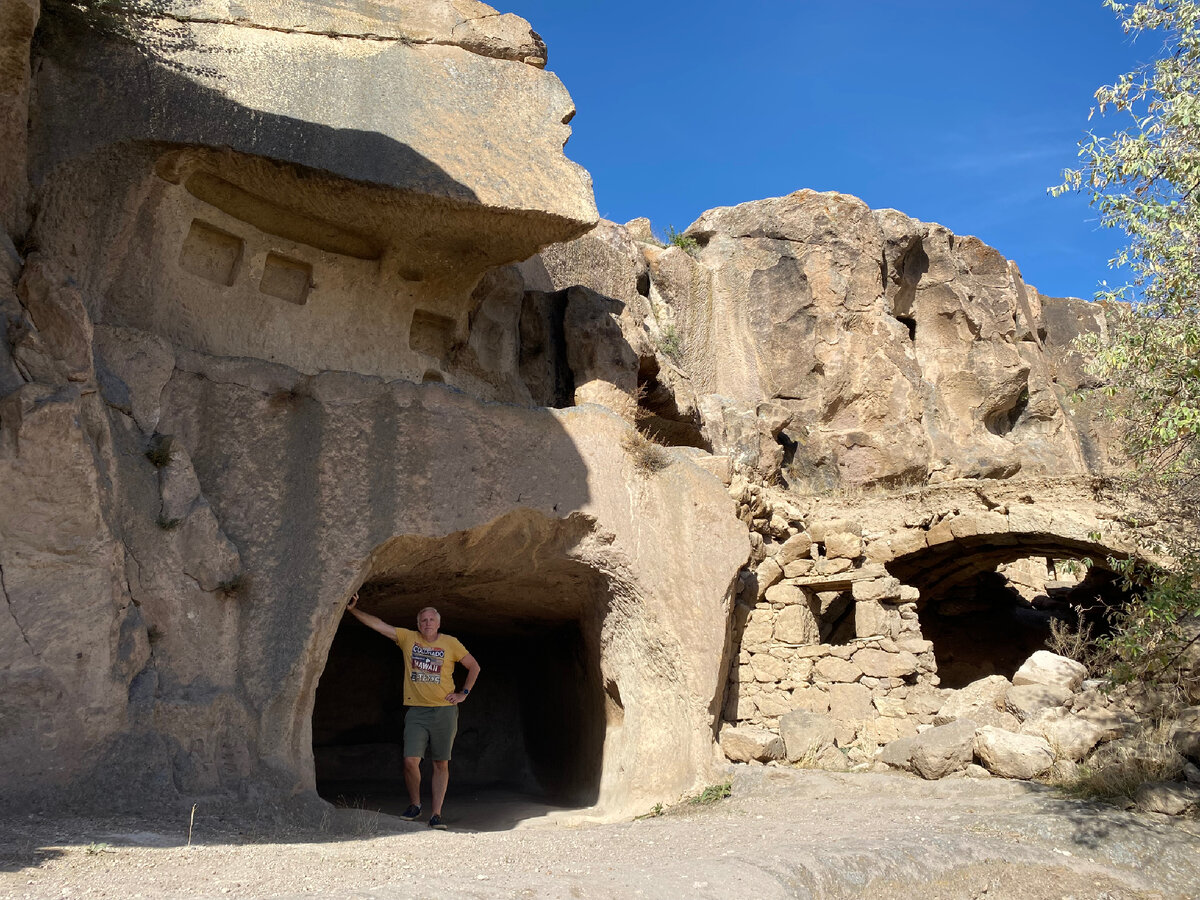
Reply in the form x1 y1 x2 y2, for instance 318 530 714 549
345 593 480 829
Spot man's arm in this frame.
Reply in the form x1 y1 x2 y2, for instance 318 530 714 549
447 653 480 704
345 593 398 640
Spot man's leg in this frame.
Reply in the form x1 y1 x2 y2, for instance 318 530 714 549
431 759 450 816
403 756 422 807
427 706 458 827
401 707 431 818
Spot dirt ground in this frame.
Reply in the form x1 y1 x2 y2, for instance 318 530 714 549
2 767 1198 900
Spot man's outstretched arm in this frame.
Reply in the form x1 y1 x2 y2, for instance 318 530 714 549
345 593 398 640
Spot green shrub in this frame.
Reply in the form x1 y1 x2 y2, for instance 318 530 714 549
666 226 699 254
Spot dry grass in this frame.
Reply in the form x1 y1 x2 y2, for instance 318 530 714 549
1052 720 1185 803
1046 607 1113 674
622 429 672 476
783 468 928 500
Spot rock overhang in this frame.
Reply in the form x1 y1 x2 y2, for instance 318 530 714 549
30 0 598 276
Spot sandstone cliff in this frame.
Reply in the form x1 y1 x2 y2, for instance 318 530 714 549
0 0 747 820
523 193 1119 491
0 1 1141 825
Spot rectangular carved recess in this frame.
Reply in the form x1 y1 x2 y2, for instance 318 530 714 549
260 252 313 305
180 219 243 286
409 309 456 361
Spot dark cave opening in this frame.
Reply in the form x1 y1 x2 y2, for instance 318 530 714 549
888 540 1133 690
311 513 611 824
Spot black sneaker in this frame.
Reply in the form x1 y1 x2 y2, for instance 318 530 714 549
429 814 447 830
399 804 421 821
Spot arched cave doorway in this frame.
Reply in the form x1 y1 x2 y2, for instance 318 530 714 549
312 511 614 827
887 534 1135 689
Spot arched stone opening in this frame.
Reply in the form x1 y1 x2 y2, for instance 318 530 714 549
887 533 1133 688
312 510 619 824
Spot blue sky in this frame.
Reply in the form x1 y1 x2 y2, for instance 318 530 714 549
508 1 1154 300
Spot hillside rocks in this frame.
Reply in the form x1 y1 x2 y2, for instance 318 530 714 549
865 650 1200 813
534 193 1119 490
0 0 1175 828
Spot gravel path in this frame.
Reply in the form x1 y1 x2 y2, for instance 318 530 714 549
2 768 1198 899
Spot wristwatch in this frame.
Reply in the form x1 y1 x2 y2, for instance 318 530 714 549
461 687 470 696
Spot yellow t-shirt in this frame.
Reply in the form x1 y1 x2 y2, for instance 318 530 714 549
394 627 469 707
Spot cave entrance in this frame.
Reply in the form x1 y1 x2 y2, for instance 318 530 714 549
887 536 1134 689
312 512 611 829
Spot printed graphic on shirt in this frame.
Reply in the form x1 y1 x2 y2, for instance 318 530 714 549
410 644 446 684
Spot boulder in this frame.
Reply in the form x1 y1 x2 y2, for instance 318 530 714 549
974 726 1054 779
827 682 876 745
854 600 889 638
815 745 850 772
754 557 784 598
1020 708 1108 762
1012 651 1087 692
904 684 946 719
910 719 978 780
655 190 1102 488
1171 707 1200 762
719 724 785 763
878 735 918 770
1134 781 1200 816
934 675 1020 730
779 710 836 762
824 532 862 560
770 591 820 644
852 576 903 603
1004 682 1072 722
776 532 813 567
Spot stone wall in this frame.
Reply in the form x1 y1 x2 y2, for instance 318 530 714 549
716 474 1149 764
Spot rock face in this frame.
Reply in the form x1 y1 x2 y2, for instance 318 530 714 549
634 191 1117 487
0 0 1162 825
0 0 748 821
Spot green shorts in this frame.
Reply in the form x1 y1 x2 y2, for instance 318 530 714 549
404 705 458 761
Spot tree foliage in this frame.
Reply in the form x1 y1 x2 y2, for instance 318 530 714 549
1055 1 1200 696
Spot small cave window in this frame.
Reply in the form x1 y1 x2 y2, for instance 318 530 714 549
635 271 651 298
179 219 243 286
410 310 457 361
897 315 917 342
815 590 856 645
259 252 312 305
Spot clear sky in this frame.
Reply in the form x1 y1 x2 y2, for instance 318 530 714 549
507 1 1155 300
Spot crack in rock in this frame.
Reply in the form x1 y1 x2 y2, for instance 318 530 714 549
0 562 35 654
147 12 539 64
